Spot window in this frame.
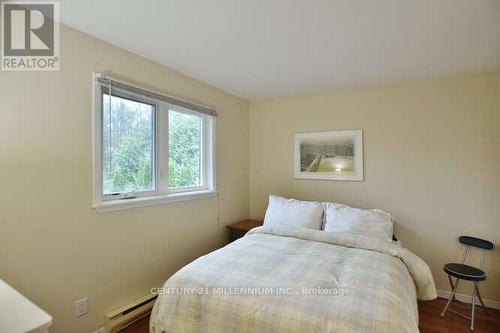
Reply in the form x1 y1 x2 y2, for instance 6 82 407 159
102 91 156 195
168 109 202 189
93 74 216 212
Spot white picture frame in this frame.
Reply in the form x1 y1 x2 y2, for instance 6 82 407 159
294 129 364 181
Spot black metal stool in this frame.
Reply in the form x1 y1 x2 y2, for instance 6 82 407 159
441 236 494 330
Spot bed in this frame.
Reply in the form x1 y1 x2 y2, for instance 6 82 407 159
150 225 436 333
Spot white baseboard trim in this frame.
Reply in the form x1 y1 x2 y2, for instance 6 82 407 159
437 289 500 310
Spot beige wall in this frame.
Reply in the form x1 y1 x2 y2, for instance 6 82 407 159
0 25 249 332
249 72 500 302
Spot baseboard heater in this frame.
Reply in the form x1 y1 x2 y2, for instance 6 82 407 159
106 293 158 333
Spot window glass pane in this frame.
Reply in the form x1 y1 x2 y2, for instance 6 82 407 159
168 110 202 188
102 92 155 195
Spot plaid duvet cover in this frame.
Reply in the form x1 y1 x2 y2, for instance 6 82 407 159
151 225 436 333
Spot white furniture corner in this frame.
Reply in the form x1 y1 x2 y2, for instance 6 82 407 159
0 279 53 333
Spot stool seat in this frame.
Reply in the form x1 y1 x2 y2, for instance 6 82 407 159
444 263 486 281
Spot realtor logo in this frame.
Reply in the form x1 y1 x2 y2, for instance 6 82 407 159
1 1 60 71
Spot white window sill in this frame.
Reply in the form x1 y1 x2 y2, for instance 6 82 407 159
93 190 217 213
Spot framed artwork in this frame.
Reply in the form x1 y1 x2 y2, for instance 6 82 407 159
294 129 364 181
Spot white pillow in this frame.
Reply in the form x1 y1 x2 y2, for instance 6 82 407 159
324 203 393 241
263 195 323 230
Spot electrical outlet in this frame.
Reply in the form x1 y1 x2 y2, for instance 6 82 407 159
75 297 88 316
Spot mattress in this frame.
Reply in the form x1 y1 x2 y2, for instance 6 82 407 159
151 225 436 333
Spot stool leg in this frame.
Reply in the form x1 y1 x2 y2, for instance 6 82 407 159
441 278 460 317
447 275 457 301
474 282 489 316
470 287 476 330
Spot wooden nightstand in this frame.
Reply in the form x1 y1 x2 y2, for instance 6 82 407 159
226 220 263 242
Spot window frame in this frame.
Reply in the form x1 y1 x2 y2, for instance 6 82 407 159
92 74 216 212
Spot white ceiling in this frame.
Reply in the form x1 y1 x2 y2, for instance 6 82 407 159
58 0 500 100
